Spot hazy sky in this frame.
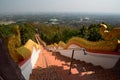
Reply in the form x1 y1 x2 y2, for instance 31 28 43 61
0 0 120 14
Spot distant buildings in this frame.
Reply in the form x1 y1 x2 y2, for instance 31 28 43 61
84 17 90 21
48 18 59 24
0 21 16 25
80 17 90 22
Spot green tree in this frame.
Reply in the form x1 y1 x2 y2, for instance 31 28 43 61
79 25 89 39
19 23 36 45
0 24 13 39
87 24 102 41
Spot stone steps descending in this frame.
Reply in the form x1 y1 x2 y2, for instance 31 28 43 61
30 50 120 80
30 66 62 80
52 52 120 80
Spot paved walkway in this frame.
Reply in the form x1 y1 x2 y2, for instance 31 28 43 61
30 48 120 80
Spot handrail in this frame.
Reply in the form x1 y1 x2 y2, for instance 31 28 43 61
49 45 120 69
35 34 41 45
67 43 120 55
35 34 45 47
69 48 87 74
67 48 87 55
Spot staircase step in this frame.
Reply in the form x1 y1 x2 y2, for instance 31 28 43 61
30 44 120 80
30 66 62 80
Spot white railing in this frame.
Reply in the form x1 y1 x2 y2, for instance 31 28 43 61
51 44 120 69
20 47 41 80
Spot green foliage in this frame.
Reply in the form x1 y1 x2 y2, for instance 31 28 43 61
78 25 89 39
19 23 36 45
0 23 111 45
87 24 102 41
33 23 106 44
61 28 79 42
0 23 36 62
79 24 102 41
35 24 79 44
0 24 14 39
0 23 36 45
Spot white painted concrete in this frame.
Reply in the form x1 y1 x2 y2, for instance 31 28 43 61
31 47 41 68
20 58 32 80
53 44 120 69
20 47 41 80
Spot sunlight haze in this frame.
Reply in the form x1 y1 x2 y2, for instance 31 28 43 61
0 0 120 14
